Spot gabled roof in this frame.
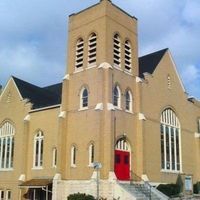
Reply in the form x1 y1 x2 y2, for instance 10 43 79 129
139 48 168 78
12 76 62 109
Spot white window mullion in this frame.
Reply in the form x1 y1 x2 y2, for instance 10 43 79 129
179 129 182 172
169 127 172 171
174 128 177 171
0 138 3 168
33 138 36 167
38 138 41 167
8 137 12 168
4 137 8 168
163 125 167 170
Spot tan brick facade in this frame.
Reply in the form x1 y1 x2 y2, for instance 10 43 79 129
0 0 199 199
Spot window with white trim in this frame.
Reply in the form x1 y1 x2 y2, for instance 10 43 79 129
80 87 88 109
71 146 76 167
88 144 94 166
160 108 181 172
0 190 4 200
6 190 11 200
0 121 15 170
124 40 132 72
75 38 84 70
125 90 132 112
52 147 57 168
197 118 200 133
88 33 97 66
113 34 121 67
113 85 121 108
33 131 44 168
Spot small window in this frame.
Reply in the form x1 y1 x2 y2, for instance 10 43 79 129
80 87 88 109
115 154 120 164
71 146 76 167
167 75 171 89
125 90 132 112
52 148 57 168
124 40 132 72
6 190 11 200
197 119 200 133
33 131 44 168
113 85 121 108
75 38 84 70
88 33 97 66
0 190 4 200
113 34 121 67
124 155 129 164
89 144 94 166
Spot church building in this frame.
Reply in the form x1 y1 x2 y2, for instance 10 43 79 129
0 0 200 199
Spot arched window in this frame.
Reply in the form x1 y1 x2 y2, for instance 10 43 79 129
52 147 57 168
88 33 97 66
124 40 132 72
71 146 76 167
33 131 44 168
88 143 94 166
80 87 88 109
115 138 130 151
160 108 181 171
75 38 84 70
113 85 121 108
113 34 121 67
125 90 132 112
0 121 15 169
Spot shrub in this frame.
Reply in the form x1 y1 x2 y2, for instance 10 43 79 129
157 183 180 197
194 182 200 194
67 193 95 200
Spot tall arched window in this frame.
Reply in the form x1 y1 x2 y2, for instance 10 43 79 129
75 38 84 70
113 85 121 108
33 131 44 168
0 121 15 170
160 108 181 171
125 90 132 112
88 143 94 166
80 87 88 109
71 145 76 167
124 40 132 72
88 33 97 66
113 34 121 67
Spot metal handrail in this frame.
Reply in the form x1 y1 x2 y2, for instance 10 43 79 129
130 171 152 200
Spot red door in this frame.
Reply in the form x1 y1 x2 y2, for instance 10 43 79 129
114 150 130 180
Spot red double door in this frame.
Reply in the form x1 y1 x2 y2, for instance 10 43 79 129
114 150 130 180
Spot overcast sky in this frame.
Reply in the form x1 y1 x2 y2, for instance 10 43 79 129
0 0 200 99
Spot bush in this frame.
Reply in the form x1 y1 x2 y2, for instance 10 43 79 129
194 182 200 194
67 193 95 200
157 183 180 197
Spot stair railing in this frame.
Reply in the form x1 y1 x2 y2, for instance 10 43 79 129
130 171 152 200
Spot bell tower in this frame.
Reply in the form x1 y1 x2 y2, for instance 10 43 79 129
59 0 142 181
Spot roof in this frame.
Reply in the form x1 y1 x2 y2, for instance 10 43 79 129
139 48 168 78
12 76 62 109
19 179 52 187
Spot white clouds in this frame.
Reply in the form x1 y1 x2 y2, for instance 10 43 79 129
0 0 200 98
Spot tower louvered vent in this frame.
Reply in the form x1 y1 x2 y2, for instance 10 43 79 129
75 38 84 69
113 34 121 67
88 33 97 65
125 40 132 72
